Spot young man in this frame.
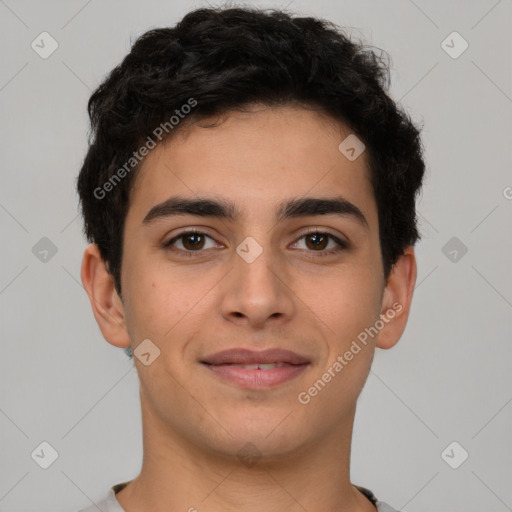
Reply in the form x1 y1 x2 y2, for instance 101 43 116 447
76 6 424 512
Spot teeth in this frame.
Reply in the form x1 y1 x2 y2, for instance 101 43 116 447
258 363 282 370
234 363 287 370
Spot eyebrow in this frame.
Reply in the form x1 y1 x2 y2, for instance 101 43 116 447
142 195 369 229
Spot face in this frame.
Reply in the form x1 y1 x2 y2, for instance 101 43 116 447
96 105 411 460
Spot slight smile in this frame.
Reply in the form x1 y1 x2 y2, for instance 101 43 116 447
201 348 311 389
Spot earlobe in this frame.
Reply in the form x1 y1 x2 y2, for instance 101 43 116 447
80 244 131 349
376 246 417 350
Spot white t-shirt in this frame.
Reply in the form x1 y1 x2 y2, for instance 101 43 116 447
75 481 404 512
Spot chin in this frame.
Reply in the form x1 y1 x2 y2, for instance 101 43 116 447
208 414 309 458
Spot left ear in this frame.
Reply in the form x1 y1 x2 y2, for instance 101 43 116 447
376 246 417 350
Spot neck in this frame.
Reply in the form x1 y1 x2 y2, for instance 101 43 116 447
115 392 376 512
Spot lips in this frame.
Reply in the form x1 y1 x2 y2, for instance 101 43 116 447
201 348 310 388
201 348 310 366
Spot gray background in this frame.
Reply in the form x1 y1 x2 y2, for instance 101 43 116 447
1 0 511 510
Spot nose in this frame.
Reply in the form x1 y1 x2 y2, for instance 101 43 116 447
220 242 295 329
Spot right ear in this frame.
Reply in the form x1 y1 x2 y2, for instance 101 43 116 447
80 244 131 350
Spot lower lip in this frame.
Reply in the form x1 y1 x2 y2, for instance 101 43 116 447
203 363 309 388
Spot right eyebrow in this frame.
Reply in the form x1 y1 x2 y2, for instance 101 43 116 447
142 196 238 224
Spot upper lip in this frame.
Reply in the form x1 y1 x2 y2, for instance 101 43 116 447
201 348 310 365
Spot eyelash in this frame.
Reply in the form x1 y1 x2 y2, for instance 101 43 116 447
162 229 349 258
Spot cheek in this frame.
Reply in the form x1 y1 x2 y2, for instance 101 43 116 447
306 265 382 339
123 265 216 357
306 271 380 405
121 258 183 342
129 287 186 339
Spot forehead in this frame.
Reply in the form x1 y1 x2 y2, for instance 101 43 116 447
127 105 377 228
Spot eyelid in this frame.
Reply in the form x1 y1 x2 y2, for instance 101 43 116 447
290 229 349 254
163 228 221 248
295 227 349 245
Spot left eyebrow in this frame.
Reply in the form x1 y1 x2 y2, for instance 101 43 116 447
142 195 369 229
277 196 369 229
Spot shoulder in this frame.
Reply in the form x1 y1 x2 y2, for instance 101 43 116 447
354 484 404 512
376 501 404 512
72 482 128 512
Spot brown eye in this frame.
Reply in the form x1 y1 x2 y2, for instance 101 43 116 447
181 233 205 250
304 233 329 250
292 231 348 257
164 231 218 255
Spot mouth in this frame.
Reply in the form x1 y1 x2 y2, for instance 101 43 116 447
209 362 295 370
201 348 310 389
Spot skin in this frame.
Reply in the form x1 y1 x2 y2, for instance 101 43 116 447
81 104 417 512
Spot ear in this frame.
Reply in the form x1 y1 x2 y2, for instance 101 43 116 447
376 246 417 350
80 244 131 350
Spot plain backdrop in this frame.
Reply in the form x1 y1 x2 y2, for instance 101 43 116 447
1 0 511 511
